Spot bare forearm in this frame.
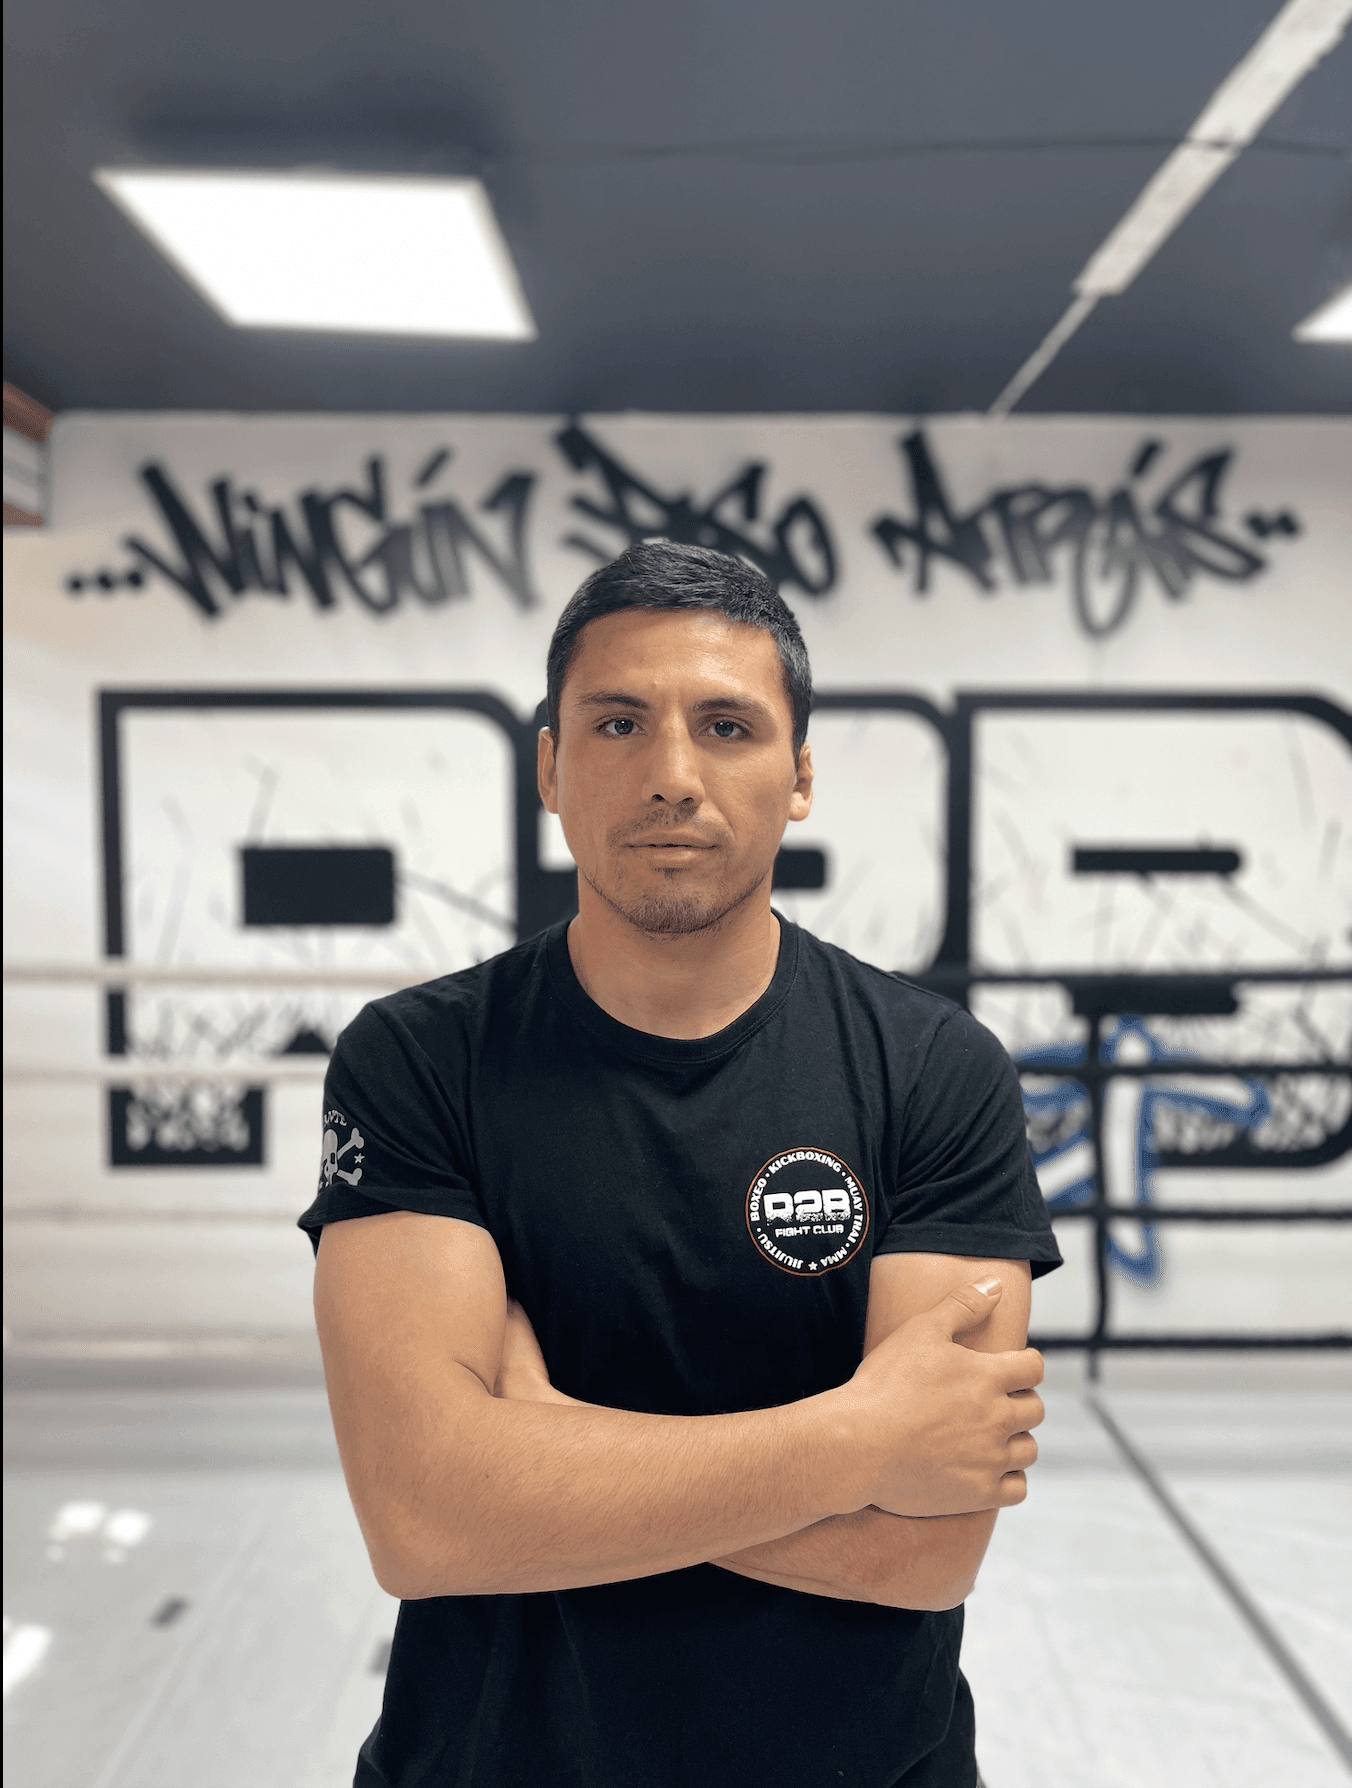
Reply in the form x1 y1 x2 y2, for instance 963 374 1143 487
713 1507 997 1610
481 1371 996 1611
319 1225 1040 1606
518 1376 998 1610
344 1366 857 1600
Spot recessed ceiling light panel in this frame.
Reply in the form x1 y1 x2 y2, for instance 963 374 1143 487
1292 283 1352 344
94 168 536 340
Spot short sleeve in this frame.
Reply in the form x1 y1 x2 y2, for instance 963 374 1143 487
877 1008 1062 1278
297 998 488 1254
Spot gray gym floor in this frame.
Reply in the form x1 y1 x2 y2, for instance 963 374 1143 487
4 1354 1350 1788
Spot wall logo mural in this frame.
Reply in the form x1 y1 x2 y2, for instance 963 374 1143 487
63 425 1301 639
95 686 1351 1328
16 409 1347 1350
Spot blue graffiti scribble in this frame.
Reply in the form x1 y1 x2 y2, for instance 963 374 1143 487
1018 1017 1271 1286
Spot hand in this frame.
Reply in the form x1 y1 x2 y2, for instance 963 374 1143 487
494 1300 575 1405
839 1277 1044 1519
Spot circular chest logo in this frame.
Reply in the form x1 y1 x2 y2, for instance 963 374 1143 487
746 1147 870 1276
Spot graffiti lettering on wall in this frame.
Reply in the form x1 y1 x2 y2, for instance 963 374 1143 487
870 433 1297 638
62 428 1300 633
1019 1020 1273 1287
555 422 836 595
69 449 541 617
62 422 838 617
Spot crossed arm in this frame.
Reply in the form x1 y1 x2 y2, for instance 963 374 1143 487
314 1212 1041 1610
492 1250 1033 1609
720 1255 1030 1607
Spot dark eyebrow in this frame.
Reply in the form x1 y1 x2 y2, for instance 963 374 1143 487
575 691 651 711
690 695 774 721
574 691 775 722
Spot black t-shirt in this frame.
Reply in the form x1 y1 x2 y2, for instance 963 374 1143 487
299 918 1061 1788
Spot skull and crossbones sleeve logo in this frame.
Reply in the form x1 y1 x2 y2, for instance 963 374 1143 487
319 1108 366 1192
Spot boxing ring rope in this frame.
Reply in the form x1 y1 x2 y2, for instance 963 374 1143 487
4 960 1350 1365
3 962 417 1081
3 962 425 988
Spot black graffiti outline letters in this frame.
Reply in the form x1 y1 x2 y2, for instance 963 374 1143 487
870 431 1275 639
107 451 541 617
555 421 837 597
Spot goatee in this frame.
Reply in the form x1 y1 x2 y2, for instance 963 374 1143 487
584 869 768 938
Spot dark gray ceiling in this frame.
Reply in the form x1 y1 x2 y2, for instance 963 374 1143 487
5 0 1351 415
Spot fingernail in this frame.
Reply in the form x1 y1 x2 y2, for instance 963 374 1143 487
975 1276 1002 1294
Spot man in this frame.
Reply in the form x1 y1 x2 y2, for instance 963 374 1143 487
301 539 1061 1788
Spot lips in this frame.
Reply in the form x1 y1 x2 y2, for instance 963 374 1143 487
630 839 715 850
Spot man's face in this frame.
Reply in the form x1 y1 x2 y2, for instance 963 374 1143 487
538 607 813 938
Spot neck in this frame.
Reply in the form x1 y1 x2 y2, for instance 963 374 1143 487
566 886 781 1040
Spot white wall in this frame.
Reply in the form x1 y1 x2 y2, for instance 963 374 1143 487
4 412 1350 1352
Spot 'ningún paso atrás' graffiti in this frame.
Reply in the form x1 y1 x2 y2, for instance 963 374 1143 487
63 428 1298 636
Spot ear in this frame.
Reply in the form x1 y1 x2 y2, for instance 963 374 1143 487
537 726 560 814
787 740 814 823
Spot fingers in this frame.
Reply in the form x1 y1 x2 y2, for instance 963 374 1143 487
1004 1431 1039 1471
927 1276 1004 1338
991 1346 1044 1393
1004 1390 1045 1434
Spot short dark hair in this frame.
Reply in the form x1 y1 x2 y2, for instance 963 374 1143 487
546 540 812 752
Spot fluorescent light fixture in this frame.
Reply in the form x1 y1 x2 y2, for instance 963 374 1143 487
1293 282 1352 342
990 0 1352 415
94 168 536 339
1073 0 1352 300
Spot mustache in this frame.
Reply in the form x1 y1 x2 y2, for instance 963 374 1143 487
609 813 725 846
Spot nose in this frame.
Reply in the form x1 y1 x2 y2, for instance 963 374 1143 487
644 718 706 808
